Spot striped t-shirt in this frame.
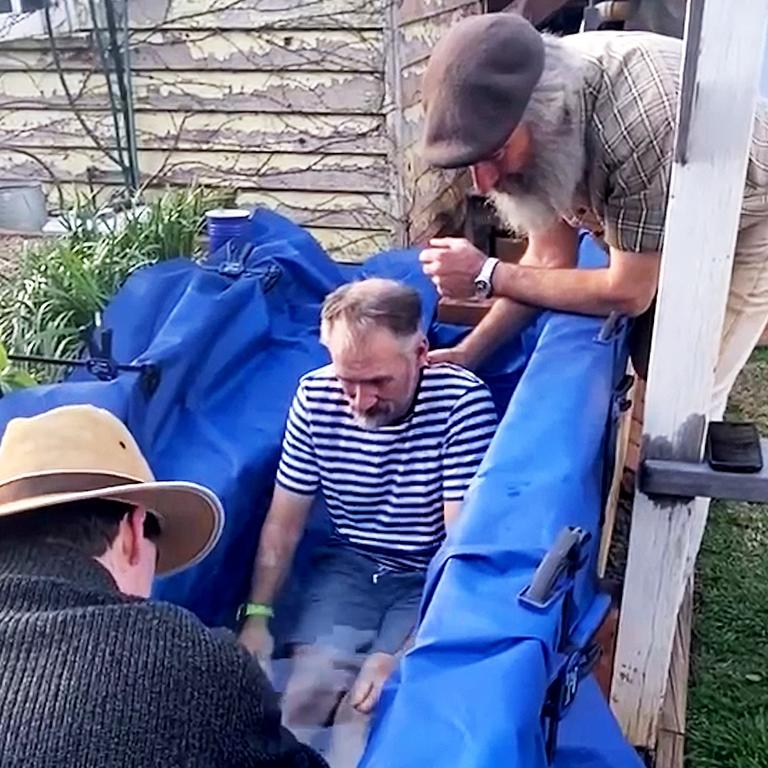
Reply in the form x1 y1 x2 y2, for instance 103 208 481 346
276 363 498 571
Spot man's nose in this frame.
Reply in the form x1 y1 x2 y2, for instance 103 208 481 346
351 384 377 412
471 162 500 196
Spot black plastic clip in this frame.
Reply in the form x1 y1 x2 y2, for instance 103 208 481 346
542 641 603 762
519 527 598 764
83 326 160 394
84 327 118 381
518 527 592 610
613 373 635 417
596 311 625 344
8 322 161 397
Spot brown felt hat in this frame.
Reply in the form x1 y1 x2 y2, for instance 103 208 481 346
0 405 224 576
421 13 545 169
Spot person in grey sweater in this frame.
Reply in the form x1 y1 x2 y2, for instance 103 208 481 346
0 404 327 768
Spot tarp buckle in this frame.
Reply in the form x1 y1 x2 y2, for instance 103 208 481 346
612 373 634 418
212 241 251 278
218 260 245 277
595 311 626 344
518 526 591 611
542 641 603 763
207 245 283 293
519 527 600 764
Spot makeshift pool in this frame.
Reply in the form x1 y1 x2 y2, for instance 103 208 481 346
0 209 642 768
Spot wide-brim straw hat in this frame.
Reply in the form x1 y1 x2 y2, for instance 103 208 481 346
0 404 224 576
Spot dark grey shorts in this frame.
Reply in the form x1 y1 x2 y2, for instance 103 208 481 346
288 546 425 658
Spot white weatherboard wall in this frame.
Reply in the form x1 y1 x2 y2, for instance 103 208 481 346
0 0 480 261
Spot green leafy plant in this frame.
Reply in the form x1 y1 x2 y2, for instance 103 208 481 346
0 342 37 395
0 186 234 383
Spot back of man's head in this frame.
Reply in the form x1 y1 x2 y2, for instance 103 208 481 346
0 498 159 554
320 278 423 350
0 499 162 597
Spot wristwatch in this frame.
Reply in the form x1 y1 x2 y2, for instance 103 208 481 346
474 257 499 299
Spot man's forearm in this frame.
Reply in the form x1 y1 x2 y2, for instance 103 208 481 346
249 521 304 606
248 486 314 607
453 241 558 367
457 297 538 368
492 262 638 317
435 223 580 368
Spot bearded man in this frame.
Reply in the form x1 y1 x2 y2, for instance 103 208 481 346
418 13 768 419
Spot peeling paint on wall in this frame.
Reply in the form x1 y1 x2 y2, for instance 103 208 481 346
0 30 385 72
0 0 481 260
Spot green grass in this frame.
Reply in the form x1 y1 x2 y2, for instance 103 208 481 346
687 348 768 768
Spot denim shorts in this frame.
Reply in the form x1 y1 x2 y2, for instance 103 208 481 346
288 546 426 658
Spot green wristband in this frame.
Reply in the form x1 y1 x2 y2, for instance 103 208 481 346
238 602 274 621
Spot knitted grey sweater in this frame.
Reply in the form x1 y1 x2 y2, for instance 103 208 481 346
0 542 328 768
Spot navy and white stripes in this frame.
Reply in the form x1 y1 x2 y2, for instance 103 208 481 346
277 363 498 571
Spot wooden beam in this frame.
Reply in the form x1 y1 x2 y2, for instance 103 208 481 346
758 322 768 347
597 370 636 577
641 438 768 503
127 0 384 31
0 70 384 114
610 0 768 750
501 0 571 26
0 29 384 72
594 604 620 699
656 578 693 768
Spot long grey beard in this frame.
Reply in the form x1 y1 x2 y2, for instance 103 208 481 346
488 185 564 236
488 95 585 235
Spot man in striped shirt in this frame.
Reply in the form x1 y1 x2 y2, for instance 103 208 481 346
239 278 497 760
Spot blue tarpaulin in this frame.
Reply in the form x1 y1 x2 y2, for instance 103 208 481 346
360 303 639 768
0 210 641 767
0 210 343 628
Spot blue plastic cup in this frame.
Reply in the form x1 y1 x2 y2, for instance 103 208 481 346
205 208 251 253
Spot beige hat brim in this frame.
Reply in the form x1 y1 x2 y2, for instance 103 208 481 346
0 473 224 576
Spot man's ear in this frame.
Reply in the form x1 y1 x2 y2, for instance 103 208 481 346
416 334 429 366
505 124 532 172
124 507 146 567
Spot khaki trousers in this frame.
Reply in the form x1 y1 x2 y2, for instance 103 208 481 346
711 192 768 419
630 193 768 420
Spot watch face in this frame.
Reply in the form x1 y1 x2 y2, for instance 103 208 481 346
474 279 490 297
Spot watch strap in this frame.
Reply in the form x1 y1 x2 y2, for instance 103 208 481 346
238 602 274 621
475 257 500 297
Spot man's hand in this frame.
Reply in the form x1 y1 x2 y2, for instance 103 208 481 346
349 652 397 715
427 344 476 370
419 238 486 299
239 617 275 678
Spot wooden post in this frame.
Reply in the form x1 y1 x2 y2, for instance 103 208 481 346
610 0 768 754
656 579 693 767
597 371 636 577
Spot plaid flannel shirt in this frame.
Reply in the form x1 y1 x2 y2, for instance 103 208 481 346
561 31 768 253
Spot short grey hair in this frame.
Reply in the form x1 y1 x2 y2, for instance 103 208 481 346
320 278 423 348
